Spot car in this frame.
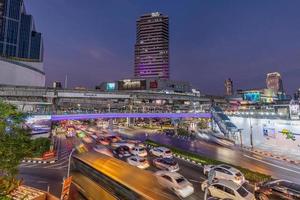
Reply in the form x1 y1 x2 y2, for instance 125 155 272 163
110 140 136 149
90 134 98 140
153 158 179 172
82 136 93 143
106 135 121 143
93 145 113 157
155 171 194 198
201 179 255 200
130 146 147 157
150 147 172 158
98 137 110 145
113 146 131 158
255 179 300 200
203 164 245 185
126 156 150 169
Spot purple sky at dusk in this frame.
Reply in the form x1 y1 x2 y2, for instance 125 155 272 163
24 0 300 95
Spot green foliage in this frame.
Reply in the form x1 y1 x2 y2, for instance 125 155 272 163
177 128 189 136
198 120 209 129
0 101 32 197
31 138 51 157
145 139 271 183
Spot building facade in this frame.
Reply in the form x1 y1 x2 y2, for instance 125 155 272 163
97 78 192 94
0 0 45 87
134 12 169 79
266 72 283 93
224 78 233 96
0 0 43 61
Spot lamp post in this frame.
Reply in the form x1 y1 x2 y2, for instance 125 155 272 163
67 148 76 177
249 117 254 149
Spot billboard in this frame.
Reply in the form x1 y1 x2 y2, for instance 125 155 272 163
244 92 261 102
106 82 116 91
118 79 146 90
150 80 158 89
25 115 51 136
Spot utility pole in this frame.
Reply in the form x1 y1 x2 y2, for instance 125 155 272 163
249 118 253 149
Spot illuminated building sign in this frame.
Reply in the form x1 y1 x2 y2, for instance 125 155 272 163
118 79 146 90
150 80 158 89
243 92 261 102
106 83 116 91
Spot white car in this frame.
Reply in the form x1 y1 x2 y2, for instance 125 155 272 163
150 147 172 158
93 145 113 157
153 158 179 172
110 140 136 149
126 156 150 169
201 179 255 200
155 171 194 198
130 146 147 157
203 164 245 185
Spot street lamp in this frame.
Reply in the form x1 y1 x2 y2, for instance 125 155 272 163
249 117 253 149
67 148 76 177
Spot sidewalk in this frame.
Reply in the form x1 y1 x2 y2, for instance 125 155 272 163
241 145 300 165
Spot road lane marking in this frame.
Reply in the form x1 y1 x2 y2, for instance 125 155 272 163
243 154 300 175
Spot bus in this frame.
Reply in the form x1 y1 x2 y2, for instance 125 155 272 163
69 152 176 200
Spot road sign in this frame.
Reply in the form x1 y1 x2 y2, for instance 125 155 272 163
60 176 72 200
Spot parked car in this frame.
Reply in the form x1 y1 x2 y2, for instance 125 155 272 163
201 179 255 200
155 171 194 198
150 147 172 158
153 158 179 172
113 146 131 158
203 164 245 185
93 145 113 157
130 146 147 157
255 179 300 200
126 156 150 169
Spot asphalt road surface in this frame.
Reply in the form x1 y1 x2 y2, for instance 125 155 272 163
117 127 300 184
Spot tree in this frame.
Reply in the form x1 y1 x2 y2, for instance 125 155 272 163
0 101 32 197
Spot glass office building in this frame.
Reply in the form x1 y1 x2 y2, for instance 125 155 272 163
0 0 43 61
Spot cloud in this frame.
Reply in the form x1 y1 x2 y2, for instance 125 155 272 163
88 47 114 61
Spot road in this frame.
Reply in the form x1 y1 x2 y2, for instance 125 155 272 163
18 135 75 197
18 125 299 199
117 126 300 184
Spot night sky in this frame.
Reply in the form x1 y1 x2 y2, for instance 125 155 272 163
24 0 300 95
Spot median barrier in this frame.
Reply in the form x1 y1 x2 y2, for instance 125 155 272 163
145 139 272 183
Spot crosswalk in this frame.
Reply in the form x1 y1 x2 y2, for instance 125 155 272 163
19 136 73 170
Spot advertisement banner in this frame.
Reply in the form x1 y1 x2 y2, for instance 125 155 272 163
61 176 72 200
118 79 146 90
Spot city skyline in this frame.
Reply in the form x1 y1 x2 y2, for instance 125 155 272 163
25 0 300 94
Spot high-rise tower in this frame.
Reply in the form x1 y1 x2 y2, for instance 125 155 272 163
134 12 169 79
225 78 233 96
266 72 283 92
0 0 43 61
